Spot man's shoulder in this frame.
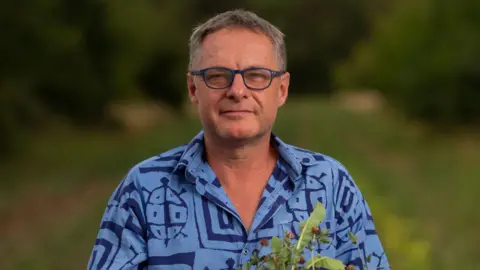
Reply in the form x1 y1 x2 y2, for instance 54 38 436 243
286 143 349 173
105 144 192 209
285 143 358 188
124 143 190 181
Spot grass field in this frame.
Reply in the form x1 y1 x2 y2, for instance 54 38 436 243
0 96 478 269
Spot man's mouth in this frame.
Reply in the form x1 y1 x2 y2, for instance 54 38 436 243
220 110 253 115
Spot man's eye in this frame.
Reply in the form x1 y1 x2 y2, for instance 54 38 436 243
207 74 228 80
246 72 269 80
207 74 224 79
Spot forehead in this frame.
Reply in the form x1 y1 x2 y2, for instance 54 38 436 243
197 27 277 69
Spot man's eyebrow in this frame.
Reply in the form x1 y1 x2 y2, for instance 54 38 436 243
243 65 267 69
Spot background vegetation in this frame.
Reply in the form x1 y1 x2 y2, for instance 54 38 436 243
0 1 478 269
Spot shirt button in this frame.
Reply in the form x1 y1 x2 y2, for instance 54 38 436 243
242 249 248 255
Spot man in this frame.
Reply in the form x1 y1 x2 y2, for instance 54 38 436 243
88 9 389 270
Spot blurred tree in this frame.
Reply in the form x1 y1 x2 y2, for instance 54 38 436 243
0 0 67 157
0 0 190 155
334 0 480 127
33 0 114 125
105 0 191 109
0 0 388 157
190 0 380 95
266 1 374 95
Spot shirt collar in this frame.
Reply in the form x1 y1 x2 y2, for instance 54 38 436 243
172 130 322 183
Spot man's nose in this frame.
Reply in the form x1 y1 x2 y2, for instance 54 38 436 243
226 73 247 100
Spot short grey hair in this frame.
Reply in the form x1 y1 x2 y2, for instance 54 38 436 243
188 9 287 70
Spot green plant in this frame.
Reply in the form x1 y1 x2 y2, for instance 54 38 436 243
239 202 383 270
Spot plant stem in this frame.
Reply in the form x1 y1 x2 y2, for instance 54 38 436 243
311 235 316 270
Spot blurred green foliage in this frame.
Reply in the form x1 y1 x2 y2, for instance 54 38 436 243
1 2 478 269
1 97 478 269
2 0 479 156
0 0 383 157
335 0 480 127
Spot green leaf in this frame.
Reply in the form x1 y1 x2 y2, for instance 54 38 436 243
304 254 324 269
299 221 306 230
250 252 259 265
271 236 283 254
283 231 292 246
293 202 326 263
305 255 346 270
319 257 346 270
348 231 358 245
366 254 372 263
279 247 291 265
320 237 331 244
267 259 276 269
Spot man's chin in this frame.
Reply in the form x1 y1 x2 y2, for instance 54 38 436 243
216 127 267 142
216 127 252 139
221 132 254 141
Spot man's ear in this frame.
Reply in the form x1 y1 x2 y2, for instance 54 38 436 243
187 73 198 104
277 72 290 107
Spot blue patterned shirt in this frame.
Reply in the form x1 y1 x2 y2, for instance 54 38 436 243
88 130 389 269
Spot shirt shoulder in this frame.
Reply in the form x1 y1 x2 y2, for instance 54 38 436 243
117 143 191 191
287 144 352 180
135 144 189 175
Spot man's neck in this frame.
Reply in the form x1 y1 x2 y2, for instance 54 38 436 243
203 131 278 184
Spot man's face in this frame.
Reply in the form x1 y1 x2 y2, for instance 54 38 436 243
187 27 290 142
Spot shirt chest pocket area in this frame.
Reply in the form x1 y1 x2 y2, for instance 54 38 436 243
146 201 193 251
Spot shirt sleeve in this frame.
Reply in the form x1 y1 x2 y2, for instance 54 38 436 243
331 161 390 270
87 168 148 270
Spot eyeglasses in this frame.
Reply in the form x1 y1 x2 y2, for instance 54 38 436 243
190 67 285 90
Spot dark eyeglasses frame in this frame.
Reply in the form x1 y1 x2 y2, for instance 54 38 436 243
189 66 285 90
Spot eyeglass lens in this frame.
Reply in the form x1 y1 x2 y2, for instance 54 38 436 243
204 68 272 89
